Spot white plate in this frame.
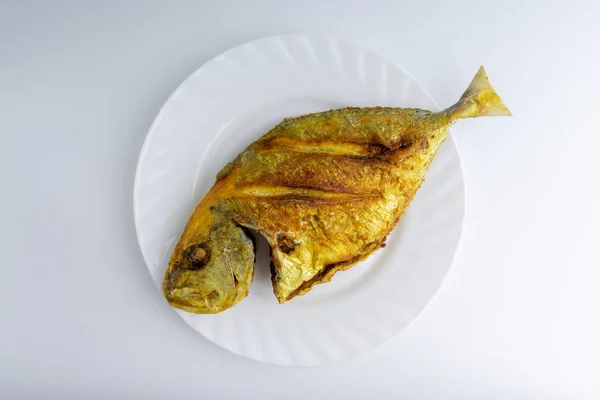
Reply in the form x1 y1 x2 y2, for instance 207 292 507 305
134 35 465 366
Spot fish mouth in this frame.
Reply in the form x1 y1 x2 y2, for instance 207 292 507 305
164 286 224 314
162 262 233 314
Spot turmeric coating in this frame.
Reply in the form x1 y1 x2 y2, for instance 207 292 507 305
163 67 510 314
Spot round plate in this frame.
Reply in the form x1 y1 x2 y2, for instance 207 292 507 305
134 35 465 366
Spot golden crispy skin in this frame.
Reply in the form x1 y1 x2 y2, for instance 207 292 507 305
163 66 510 313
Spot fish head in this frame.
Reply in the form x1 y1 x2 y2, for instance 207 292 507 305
162 221 255 314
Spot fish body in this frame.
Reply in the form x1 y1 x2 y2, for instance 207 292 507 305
163 67 510 313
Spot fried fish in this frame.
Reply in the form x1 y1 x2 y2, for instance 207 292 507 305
163 66 510 314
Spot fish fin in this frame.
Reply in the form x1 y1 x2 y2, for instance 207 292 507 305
445 66 511 122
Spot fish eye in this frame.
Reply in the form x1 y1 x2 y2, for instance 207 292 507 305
183 243 211 269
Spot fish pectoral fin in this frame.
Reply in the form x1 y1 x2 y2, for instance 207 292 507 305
271 240 385 303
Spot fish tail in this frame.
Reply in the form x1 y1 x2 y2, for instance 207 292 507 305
444 66 511 122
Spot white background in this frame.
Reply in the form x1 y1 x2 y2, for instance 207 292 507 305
1 1 599 398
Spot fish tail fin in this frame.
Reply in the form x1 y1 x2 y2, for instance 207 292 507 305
444 66 511 122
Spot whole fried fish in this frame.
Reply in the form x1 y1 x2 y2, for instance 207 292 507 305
163 67 510 314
